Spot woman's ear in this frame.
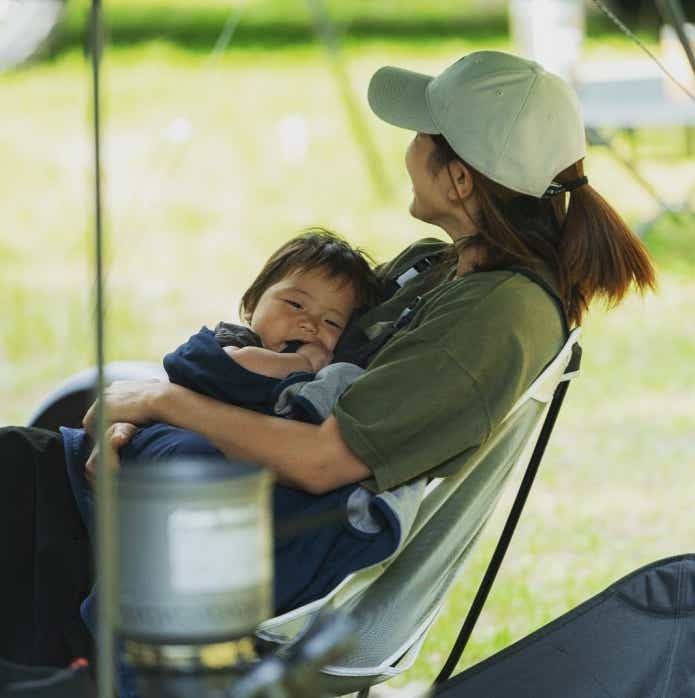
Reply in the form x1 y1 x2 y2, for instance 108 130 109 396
445 160 475 203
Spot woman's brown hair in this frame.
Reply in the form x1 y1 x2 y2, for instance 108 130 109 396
239 227 380 323
429 134 656 326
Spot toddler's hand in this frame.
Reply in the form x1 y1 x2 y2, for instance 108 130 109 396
296 341 333 373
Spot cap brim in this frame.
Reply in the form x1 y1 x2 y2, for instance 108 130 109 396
367 66 439 134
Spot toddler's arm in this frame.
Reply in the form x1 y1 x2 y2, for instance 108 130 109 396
225 344 329 379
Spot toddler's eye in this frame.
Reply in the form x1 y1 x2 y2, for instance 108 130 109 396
325 319 343 330
284 300 302 309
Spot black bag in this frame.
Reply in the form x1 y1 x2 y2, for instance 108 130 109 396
434 554 695 697
0 427 93 668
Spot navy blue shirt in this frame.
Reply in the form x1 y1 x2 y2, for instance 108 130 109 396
120 326 294 465
64 327 309 472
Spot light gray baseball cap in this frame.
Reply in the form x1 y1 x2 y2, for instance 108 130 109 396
367 50 586 198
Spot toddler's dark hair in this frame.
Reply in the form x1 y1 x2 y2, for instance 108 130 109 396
239 228 381 323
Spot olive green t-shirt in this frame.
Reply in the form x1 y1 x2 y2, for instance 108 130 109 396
333 238 566 493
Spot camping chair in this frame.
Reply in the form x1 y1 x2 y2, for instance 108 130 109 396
255 328 582 697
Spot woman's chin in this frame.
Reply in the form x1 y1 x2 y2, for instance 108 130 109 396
409 201 433 226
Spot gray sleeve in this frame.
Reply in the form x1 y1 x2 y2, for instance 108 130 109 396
274 362 365 422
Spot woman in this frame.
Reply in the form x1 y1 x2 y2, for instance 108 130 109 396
1 50 654 668
86 50 654 490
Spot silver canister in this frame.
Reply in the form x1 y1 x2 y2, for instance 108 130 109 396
117 458 272 648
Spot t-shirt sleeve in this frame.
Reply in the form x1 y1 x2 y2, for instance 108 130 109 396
333 324 491 493
333 272 563 493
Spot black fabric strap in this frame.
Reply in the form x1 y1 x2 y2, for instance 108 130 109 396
337 295 424 368
541 176 589 199
507 266 570 336
379 253 440 302
333 252 443 367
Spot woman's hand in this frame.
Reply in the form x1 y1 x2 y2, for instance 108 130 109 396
82 379 174 487
85 421 138 486
83 379 164 435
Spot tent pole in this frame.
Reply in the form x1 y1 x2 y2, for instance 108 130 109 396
306 0 392 201
658 0 695 78
88 2 118 697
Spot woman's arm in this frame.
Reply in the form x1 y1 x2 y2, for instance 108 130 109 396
83 380 370 495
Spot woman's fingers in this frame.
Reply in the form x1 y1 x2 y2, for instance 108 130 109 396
85 422 137 486
110 421 138 447
83 379 163 435
82 401 97 436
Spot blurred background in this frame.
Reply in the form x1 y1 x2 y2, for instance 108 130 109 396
1 0 694 690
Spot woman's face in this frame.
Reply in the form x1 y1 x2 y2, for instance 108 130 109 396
405 133 451 226
249 268 357 353
405 133 481 244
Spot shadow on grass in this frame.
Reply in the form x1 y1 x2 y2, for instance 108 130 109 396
42 5 638 57
52 12 508 54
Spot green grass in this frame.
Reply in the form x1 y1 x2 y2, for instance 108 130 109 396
2 33 695 693
37 0 657 57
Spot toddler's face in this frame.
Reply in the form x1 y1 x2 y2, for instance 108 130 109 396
250 268 357 353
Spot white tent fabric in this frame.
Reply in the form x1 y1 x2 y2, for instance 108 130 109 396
256 328 582 697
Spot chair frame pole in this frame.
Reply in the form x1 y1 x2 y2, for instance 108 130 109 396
433 344 582 686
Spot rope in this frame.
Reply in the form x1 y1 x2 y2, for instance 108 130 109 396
660 0 695 76
591 0 695 102
130 0 392 220
120 1 247 255
209 1 246 62
306 0 391 200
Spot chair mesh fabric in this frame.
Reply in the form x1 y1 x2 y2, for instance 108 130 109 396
330 403 544 672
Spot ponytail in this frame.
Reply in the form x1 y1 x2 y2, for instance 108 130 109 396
428 135 656 327
554 161 656 326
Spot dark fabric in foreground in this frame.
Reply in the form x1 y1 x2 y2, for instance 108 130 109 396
0 427 92 668
0 658 94 697
435 554 695 698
